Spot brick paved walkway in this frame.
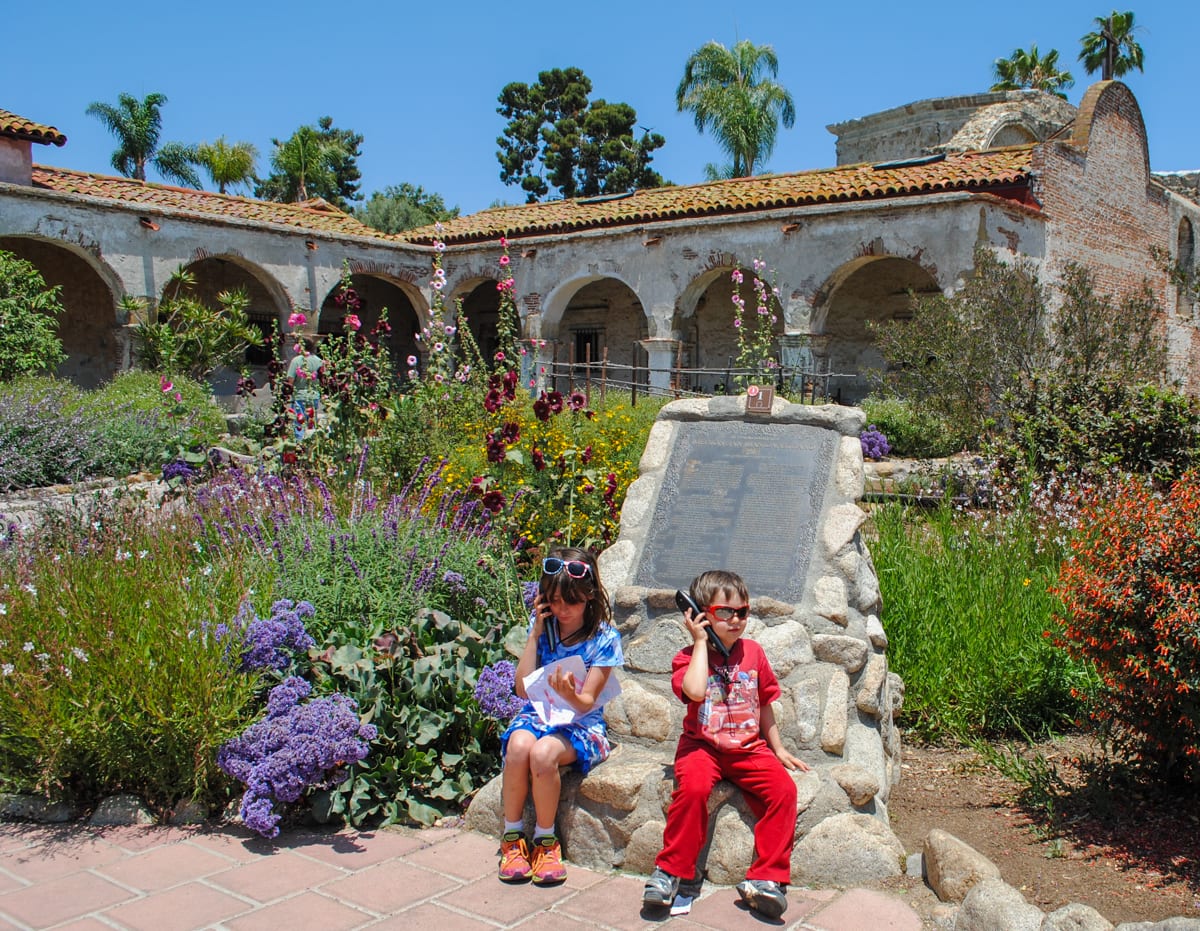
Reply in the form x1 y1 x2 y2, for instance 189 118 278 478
0 822 924 930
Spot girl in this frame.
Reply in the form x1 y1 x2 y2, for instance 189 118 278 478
498 546 623 886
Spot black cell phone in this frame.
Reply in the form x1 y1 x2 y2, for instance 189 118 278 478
675 590 730 659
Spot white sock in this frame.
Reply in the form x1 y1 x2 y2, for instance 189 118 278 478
534 822 556 839
503 819 524 834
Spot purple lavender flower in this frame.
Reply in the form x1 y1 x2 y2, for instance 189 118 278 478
473 661 525 721
218 676 377 839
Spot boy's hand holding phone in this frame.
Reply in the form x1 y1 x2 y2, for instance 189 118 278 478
675 590 730 659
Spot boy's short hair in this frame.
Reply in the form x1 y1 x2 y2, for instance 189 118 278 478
689 570 749 608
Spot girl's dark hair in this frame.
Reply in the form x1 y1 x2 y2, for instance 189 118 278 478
539 546 611 644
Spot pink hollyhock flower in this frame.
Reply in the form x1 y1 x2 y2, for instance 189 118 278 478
344 314 361 330
499 236 508 248
407 355 418 367
499 255 510 266
160 377 173 393
288 312 307 327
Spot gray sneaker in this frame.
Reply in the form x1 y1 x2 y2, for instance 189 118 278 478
642 867 680 907
736 879 787 919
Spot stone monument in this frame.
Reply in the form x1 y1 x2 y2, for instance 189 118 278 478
466 394 906 886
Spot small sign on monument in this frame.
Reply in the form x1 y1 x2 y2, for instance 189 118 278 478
745 384 774 414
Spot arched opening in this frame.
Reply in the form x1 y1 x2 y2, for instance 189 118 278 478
171 255 289 408
456 278 502 366
987 122 1037 148
542 277 648 393
0 235 122 388
813 256 940 404
672 265 783 394
1178 218 1196 319
318 273 422 374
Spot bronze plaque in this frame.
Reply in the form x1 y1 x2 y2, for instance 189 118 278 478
745 385 774 413
633 421 835 601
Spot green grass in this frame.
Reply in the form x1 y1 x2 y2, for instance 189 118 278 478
871 500 1097 743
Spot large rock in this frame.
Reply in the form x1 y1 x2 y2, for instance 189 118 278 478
1042 903 1114 931
924 829 1001 903
793 812 904 885
954 878 1044 931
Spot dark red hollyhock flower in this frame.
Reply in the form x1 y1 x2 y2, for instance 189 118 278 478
482 490 507 513
547 391 564 414
484 389 504 413
502 369 519 400
371 320 391 337
533 395 551 421
486 433 506 463
532 448 546 471
469 475 487 494
583 483 595 494
501 421 520 444
568 391 586 411
580 444 593 465
556 454 566 471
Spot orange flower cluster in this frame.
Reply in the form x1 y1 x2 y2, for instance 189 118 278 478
1053 470 1200 779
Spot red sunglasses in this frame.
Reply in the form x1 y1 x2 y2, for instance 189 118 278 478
706 604 750 621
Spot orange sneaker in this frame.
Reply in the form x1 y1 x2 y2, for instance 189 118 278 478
530 834 567 885
498 831 531 883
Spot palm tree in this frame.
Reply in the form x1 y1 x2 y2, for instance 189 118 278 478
991 45 1075 98
194 137 258 194
85 92 200 187
265 126 338 202
1079 10 1145 80
676 39 796 178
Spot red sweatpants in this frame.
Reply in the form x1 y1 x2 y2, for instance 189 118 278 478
654 736 797 884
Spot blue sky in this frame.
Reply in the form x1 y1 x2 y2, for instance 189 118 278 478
5 1 1194 215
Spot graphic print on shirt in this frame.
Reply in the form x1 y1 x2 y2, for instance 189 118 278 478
697 665 761 750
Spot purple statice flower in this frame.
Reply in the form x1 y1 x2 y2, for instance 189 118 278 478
474 661 525 721
442 570 468 594
522 581 539 610
219 599 316 673
162 459 199 484
860 425 892 461
218 676 377 839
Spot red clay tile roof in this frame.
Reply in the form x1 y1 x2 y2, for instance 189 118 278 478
405 146 1037 245
0 109 66 146
29 166 395 240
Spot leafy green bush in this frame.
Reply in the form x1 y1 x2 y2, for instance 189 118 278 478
72 371 226 476
193 463 527 826
0 249 66 382
860 395 967 458
0 374 226 491
0 377 96 490
1054 471 1200 782
872 500 1094 742
992 377 1200 488
0 507 266 813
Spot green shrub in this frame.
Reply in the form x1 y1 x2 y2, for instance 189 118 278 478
0 249 66 382
1054 471 1200 782
0 507 267 813
0 377 98 491
860 395 967 458
873 500 1094 742
193 463 527 826
72 371 226 476
992 377 1200 489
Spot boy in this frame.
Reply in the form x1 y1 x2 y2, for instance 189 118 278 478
642 570 808 920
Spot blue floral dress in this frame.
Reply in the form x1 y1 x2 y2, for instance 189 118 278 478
501 620 623 773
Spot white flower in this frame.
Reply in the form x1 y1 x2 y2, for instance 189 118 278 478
22 642 33 652
0 604 6 615
72 648 88 662
22 583 36 596
139 550 148 559
201 566 213 577
1 664 12 676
